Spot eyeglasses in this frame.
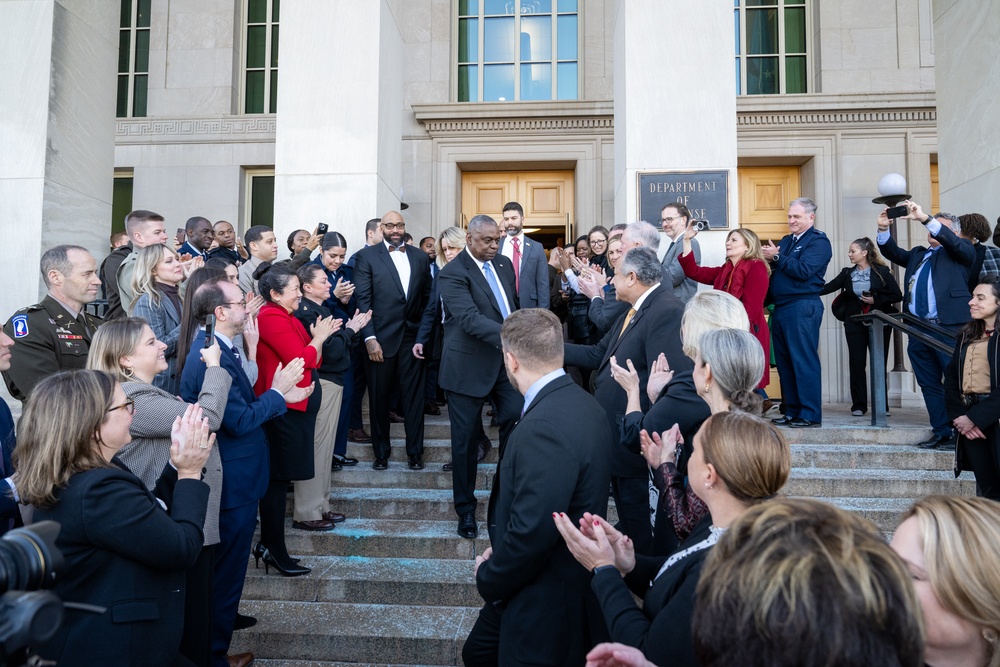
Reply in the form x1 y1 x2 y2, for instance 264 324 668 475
589 238 607 246
382 222 405 230
220 302 245 308
661 216 681 223
108 398 135 415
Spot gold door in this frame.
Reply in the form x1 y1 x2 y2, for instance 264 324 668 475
461 170 575 249
737 165 802 399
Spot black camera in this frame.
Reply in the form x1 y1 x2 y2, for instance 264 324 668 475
885 204 909 219
0 522 65 665
692 219 710 231
317 223 328 235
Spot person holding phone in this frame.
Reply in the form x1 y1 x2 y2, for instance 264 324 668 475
820 238 902 416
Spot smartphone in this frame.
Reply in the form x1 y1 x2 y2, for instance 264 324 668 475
862 290 872 297
885 204 909 219
317 223 329 235
203 313 216 348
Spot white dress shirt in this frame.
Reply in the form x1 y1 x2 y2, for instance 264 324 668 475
467 247 513 315
385 241 411 299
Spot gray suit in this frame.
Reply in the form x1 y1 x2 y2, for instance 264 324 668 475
499 234 550 309
661 235 700 303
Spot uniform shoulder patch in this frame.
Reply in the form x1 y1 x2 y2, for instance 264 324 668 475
10 314 29 338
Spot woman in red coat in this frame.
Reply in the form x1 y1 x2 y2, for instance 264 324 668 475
677 226 770 392
253 262 338 575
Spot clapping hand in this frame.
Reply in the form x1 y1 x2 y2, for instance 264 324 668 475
245 292 265 317
170 404 215 478
585 643 657 667
761 240 779 260
608 356 640 397
578 268 609 299
346 309 372 334
553 512 631 573
646 353 674 403
310 314 341 343
271 357 306 395
639 425 680 469
242 313 260 356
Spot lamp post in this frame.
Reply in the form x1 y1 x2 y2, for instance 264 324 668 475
873 173 910 411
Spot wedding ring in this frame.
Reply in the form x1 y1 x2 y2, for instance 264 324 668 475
198 445 208 449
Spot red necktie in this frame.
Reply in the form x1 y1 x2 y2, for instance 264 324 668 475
511 237 521 293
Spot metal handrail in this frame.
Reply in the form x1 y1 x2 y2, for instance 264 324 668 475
850 310 956 427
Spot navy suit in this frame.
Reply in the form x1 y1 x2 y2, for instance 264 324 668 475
181 330 286 667
768 226 832 422
880 223 975 436
438 250 523 518
178 241 209 261
499 234 550 309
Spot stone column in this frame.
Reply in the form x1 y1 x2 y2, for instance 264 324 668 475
0 0 118 318
273 0 403 252
934 0 1000 217
612 0 737 234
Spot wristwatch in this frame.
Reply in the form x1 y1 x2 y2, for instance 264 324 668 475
921 216 933 225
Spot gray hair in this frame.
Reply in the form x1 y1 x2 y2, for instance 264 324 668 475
681 289 750 359
468 214 499 234
935 212 960 231
40 245 89 288
619 247 663 286
699 328 765 415
621 221 661 251
789 198 817 216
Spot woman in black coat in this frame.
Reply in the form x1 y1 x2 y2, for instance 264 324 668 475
13 370 213 667
820 237 902 416
553 411 790 667
944 277 1000 500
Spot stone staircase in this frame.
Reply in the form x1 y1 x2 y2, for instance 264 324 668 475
230 405 975 667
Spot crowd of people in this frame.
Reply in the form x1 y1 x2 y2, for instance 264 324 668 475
0 197 998 667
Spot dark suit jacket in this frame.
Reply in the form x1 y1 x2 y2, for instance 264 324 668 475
590 517 713 667
820 263 902 321
499 234 550 309
437 250 519 397
564 285 690 478
587 284 631 335
945 330 1000 475
878 224 975 326
0 401 21 535
479 374 612 665
35 464 208 667
180 330 285 509
354 243 433 357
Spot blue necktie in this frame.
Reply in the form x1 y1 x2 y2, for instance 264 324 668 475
483 262 510 319
913 250 934 318
231 345 242 363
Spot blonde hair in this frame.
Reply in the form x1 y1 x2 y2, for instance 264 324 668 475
903 495 1000 667
681 290 750 359
131 243 179 308
436 226 467 269
698 410 789 503
694 498 924 667
87 317 150 383
730 228 771 275
12 370 116 508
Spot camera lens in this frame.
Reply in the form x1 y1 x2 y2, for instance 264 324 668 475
0 521 63 594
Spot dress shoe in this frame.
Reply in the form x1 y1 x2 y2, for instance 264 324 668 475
486 407 495 417
348 428 372 444
490 416 499 427
477 436 493 463
408 456 425 470
332 454 358 467
331 459 343 471
322 511 347 523
788 418 821 428
292 519 336 531
389 410 405 423
457 511 478 539
851 409 865 417
373 457 389 470
233 613 257 631
227 652 254 667
253 544 311 577
443 461 454 471
771 416 794 426
917 434 955 450
424 400 441 416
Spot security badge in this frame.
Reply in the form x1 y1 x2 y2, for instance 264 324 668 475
11 315 28 338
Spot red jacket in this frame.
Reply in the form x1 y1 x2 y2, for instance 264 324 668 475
678 252 770 390
254 302 319 411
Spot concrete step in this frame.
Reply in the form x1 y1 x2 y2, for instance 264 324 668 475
324 488 489 522
243 555 480 608
330 465 497 491
808 496 914 532
282 518 489 560
229 601 476 665
346 439 497 464
785 467 976 498
254 663 440 667
790 444 954 471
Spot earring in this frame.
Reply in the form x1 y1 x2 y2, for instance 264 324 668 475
702 382 711 394
984 628 998 644
704 482 714 490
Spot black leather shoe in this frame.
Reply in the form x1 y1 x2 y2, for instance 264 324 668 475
771 416 794 426
348 428 372 444
788 418 821 428
935 438 956 451
389 410 405 423
233 613 257 631
917 434 954 450
443 461 454 471
477 436 493 463
331 459 343 471
332 454 358 467
457 511 478 539
373 457 389 470
408 456 424 470
424 400 441 416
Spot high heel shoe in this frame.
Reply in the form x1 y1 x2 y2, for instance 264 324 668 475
258 545 311 577
253 541 300 568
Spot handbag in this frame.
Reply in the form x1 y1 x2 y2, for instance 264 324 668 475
831 291 849 322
